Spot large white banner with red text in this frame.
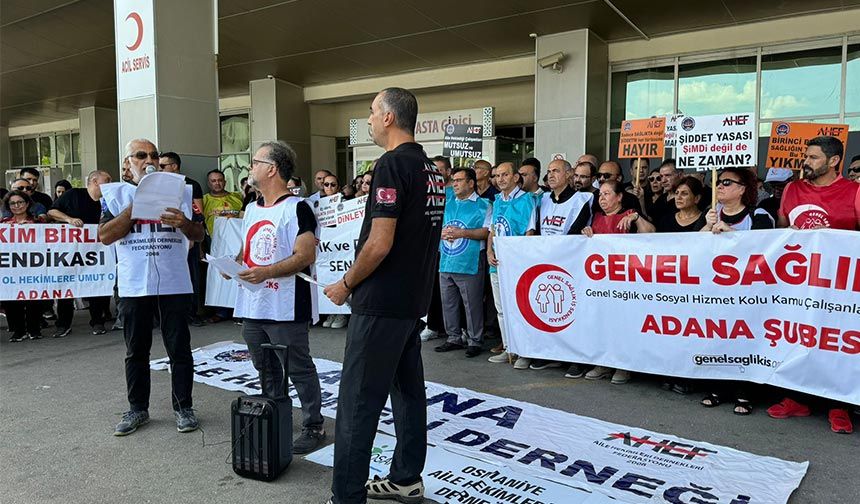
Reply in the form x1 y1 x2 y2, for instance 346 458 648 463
496 229 860 405
0 224 116 301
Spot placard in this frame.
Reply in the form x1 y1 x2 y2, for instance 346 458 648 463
766 122 849 170
617 118 666 159
676 113 756 171
442 124 483 159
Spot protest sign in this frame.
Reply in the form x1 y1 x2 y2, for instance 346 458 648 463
443 124 483 159
154 342 808 504
316 195 366 314
204 217 243 308
766 122 849 170
617 118 666 159
663 113 684 149
316 193 342 227
496 230 860 405
676 113 756 171
0 224 116 301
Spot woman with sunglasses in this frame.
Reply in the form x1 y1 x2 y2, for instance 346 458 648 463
642 168 665 218
1 191 46 342
699 167 773 415
356 171 373 198
322 175 340 197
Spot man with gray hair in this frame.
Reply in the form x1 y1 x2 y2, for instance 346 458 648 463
229 140 326 454
100 138 204 436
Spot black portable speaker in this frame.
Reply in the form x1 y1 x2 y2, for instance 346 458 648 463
231 343 293 481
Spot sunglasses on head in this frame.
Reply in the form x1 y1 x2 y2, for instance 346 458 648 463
130 151 159 160
717 179 744 187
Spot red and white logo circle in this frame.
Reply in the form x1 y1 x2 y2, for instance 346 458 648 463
515 264 577 333
244 220 278 267
788 204 831 230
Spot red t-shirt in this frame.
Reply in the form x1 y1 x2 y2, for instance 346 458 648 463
778 176 860 230
592 209 635 234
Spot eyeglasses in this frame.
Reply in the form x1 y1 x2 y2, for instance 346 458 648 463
717 179 745 187
361 180 371 186
130 151 159 160
9 200 27 207
323 182 338 188
251 158 274 167
596 172 614 180
848 167 860 174
648 175 662 182
12 186 32 192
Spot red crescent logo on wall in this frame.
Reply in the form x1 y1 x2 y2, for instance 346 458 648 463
125 12 144 51
515 264 577 333
244 220 278 268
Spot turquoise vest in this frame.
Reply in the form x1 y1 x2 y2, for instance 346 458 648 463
439 196 489 275
490 189 535 273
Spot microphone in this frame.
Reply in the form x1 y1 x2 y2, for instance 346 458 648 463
145 164 157 174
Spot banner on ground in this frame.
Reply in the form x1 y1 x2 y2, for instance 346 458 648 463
496 230 860 405
443 124 483 159
204 217 243 308
316 195 366 314
765 122 849 170
153 342 807 504
0 224 116 301
617 118 666 159
676 113 756 171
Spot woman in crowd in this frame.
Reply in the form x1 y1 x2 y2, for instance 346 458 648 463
54 179 72 200
287 176 307 197
1 191 46 341
581 180 654 384
351 175 364 196
643 168 665 219
699 167 774 415
322 175 340 197
341 184 356 200
357 171 373 198
656 176 706 232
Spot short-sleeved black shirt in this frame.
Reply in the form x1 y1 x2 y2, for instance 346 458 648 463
52 188 102 224
351 142 445 319
32 190 53 210
185 176 203 200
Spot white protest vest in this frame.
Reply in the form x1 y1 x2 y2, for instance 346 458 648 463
716 203 774 231
234 196 316 322
106 182 193 297
539 191 593 235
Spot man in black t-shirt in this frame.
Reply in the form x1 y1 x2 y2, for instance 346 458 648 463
324 88 444 504
48 170 113 336
19 167 53 211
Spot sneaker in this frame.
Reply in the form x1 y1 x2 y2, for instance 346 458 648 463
465 346 482 358
9 333 25 343
529 360 563 370
52 326 72 338
111 321 123 331
43 311 56 320
114 410 150 436
435 341 465 352
28 333 43 340
767 398 811 419
611 369 632 384
488 351 513 364
564 363 587 379
91 324 107 335
329 314 349 329
365 475 424 504
513 357 532 370
828 409 853 434
419 327 440 341
293 427 326 454
585 366 614 381
174 408 199 433
322 316 334 328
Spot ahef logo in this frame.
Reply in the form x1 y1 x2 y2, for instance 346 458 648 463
442 220 468 256
516 264 577 333
776 122 791 136
722 114 749 126
376 187 397 205
788 204 831 230
245 220 278 267
680 117 696 131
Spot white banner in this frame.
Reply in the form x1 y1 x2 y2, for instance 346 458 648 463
0 224 116 301
316 196 366 315
114 0 156 100
676 113 756 170
204 217 243 308
496 230 860 405
316 194 342 228
153 342 808 503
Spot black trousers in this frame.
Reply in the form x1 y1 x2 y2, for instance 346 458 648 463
2 300 42 337
56 296 111 329
331 314 426 504
121 294 193 412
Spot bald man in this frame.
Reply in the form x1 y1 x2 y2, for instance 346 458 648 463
473 160 499 201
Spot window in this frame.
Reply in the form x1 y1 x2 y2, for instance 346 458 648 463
678 58 756 116
760 47 842 119
336 137 353 181
610 67 674 125
495 125 534 168
846 44 860 116
9 131 82 188
219 113 251 193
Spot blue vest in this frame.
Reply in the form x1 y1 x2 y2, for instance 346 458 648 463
490 189 535 273
439 196 489 275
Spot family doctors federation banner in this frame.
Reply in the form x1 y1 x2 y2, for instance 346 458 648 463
495 229 860 405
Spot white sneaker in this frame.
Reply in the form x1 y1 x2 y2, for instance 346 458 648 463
585 366 614 380
488 351 513 364
611 369 632 384
365 475 424 503
419 327 440 341
322 316 334 328
330 314 349 329
513 357 532 370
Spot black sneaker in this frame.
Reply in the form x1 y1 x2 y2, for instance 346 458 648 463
434 341 466 352
293 427 326 454
174 408 199 433
52 326 72 338
92 324 107 335
564 363 587 379
465 346 482 358
114 410 150 436
9 333 25 342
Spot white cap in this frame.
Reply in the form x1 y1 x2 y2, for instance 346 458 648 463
765 168 792 183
